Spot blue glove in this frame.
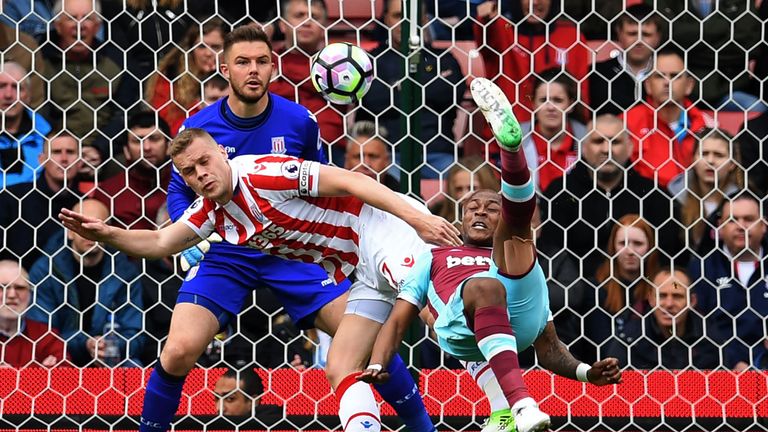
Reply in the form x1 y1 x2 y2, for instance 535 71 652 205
179 233 223 271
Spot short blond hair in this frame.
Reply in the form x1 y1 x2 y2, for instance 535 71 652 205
170 128 217 158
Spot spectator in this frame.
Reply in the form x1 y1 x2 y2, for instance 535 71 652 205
604 268 719 370
108 0 189 82
0 22 46 108
562 0 623 40
0 131 83 270
139 204 183 367
589 5 663 115
584 214 660 364
358 0 466 179
474 0 590 124
430 155 500 227
203 74 230 107
41 0 140 170
28 199 144 367
91 112 171 230
539 114 681 278
669 128 744 256
343 121 399 191
0 0 53 43
146 18 226 135
520 68 587 192
738 111 768 197
688 192 768 371
0 62 52 187
648 0 762 111
270 0 346 165
0 260 68 368
214 367 280 416
625 45 711 188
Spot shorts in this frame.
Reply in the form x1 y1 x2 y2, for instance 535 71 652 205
432 260 551 362
178 243 350 330
349 194 433 305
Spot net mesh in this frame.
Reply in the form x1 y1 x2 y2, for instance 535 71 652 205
0 0 767 431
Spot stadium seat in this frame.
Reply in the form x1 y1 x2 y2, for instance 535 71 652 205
703 110 762 136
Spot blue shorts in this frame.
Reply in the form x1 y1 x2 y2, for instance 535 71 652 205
178 243 350 330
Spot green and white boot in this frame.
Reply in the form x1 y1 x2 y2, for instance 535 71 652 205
480 408 516 432
470 78 523 152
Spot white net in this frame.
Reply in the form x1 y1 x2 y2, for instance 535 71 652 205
0 0 767 431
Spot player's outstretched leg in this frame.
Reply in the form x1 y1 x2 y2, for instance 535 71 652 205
463 278 550 432
471 78 536 233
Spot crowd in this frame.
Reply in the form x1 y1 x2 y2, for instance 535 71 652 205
0 0 766 383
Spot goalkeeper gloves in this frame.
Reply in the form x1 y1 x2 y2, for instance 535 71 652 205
179 233 223 271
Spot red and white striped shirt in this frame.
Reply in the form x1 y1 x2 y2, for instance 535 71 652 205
180 154 365 283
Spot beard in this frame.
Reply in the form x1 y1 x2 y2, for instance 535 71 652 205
596 165 622 184
230 80 267 105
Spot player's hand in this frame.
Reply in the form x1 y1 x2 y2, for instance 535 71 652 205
357 364 390 385
588 358 622 385
414 214 462 247
179 233 223 271
59 208 112 242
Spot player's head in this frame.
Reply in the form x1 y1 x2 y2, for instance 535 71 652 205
648 268 694 332
68 199 109 266
0 260 31 321
171 128 232 203
461 189 501 247
124 111 171 169
221 25 274 105
279 0 328 53
214 367 265 416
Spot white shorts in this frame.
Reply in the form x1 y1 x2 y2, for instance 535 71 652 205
349 194 434 306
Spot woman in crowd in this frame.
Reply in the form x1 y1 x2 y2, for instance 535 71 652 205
585 214 659 362
520 68 587 192
668 128 744 255
145 18 226 135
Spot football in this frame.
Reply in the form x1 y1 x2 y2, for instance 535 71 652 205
310 42 374 105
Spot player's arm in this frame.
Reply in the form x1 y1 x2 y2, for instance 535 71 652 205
59 208 202 259
316 164 461 246
358 299 420 385
533 321 623 386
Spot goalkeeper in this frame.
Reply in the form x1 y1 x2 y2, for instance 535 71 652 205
359 79 623 432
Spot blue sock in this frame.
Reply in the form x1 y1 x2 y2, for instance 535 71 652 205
139 362 187 432
374 354 436 432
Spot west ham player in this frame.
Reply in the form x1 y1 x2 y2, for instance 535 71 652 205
135 26 439 432
60 126 462 432
359 79 623 432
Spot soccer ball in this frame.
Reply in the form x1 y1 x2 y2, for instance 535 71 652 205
311 42 374 105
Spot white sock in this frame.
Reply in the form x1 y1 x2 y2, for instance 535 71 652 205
466 360 509 412
337 374 381 432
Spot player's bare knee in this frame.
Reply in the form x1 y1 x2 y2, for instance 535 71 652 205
159 339 201 374
464 278 506 307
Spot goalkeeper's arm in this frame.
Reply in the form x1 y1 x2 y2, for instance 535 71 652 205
60 208 202 259
533 321 623 385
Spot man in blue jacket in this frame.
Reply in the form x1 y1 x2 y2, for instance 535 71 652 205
688 192 768 370
28 199 144 367
0 61 52 187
